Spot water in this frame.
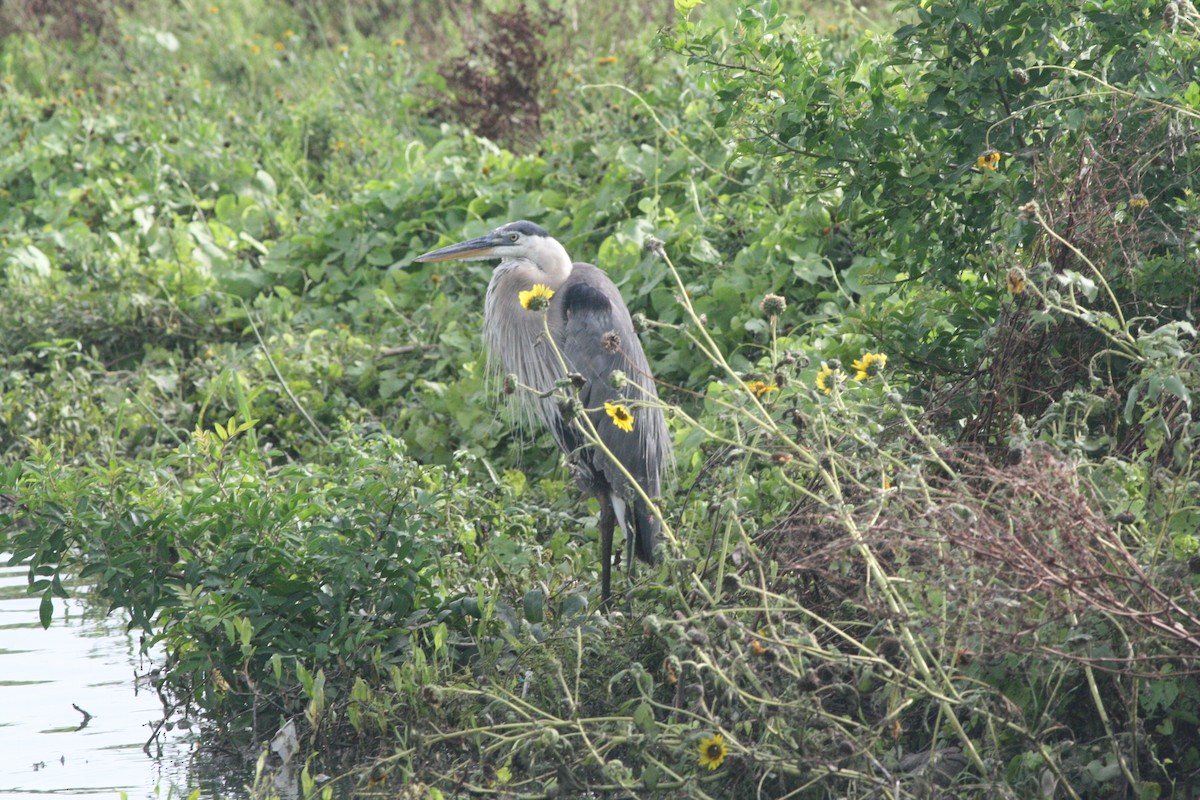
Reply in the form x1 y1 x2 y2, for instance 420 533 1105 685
0 554 209 799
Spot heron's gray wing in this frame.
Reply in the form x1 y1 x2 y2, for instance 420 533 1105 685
555 264 665 562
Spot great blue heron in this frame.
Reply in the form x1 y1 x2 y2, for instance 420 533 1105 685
414 221 670 608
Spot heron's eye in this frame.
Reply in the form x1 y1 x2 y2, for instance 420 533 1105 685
509 233 519 242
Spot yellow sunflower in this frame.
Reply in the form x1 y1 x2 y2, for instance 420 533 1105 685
604 401 634 433
816 362 843 395
1006 267 1026 295
745 380 778 398
698 733 728 770
850 352 887 381
519 284 555 311
977 149 1001 171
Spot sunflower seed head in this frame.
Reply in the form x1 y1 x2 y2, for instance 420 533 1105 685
557 396 583 423
760 293 787 317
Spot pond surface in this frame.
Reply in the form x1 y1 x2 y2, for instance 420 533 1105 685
0 554 236 799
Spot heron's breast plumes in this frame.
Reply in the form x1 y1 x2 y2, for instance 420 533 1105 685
483 260 567 432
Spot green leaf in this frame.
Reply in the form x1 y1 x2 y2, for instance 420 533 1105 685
1123 384 1141 424
688 237 722 265
9 245 51 279
560 592 589 617
1183 81 1200 111
633 701 657 739
39 590 54 629
957 5 982 27
1162 375 1191 410
522 588 545 623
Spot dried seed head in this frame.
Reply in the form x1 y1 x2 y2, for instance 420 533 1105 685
554 374 586 393
1019 200 1039 220
557 397 583 424
663 655 680 684
797 671 821 692
878 637 903 665
601 329 622 353
760 293 787 317
503 373 517 396
644 236 666 259
1013 67 1029 85
1164 1 1178 27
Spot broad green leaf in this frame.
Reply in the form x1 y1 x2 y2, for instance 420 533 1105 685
522 588 545 623
39 591 53 629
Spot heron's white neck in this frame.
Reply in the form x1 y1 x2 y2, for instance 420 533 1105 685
521 236 573 287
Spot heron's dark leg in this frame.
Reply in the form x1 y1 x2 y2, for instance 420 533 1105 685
598 493 616 611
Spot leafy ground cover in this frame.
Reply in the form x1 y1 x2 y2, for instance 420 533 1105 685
2 0 1200 797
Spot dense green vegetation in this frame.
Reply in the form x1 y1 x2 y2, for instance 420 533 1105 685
2 0 1199 796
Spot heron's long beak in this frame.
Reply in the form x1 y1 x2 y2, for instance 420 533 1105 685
413 232 504 263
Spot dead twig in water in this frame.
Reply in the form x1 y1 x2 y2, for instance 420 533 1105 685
72 703 92 730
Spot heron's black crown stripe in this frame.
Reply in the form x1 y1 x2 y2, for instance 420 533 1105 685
499 220 550 238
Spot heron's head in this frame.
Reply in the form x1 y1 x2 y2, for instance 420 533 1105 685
414 221 572 282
